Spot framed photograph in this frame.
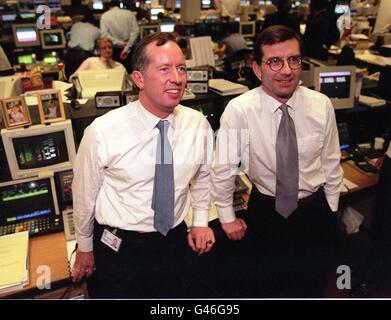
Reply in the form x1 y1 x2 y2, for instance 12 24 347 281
37 89 65 124
1 96 32 129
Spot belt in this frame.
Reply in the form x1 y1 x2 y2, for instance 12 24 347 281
255 187 324 207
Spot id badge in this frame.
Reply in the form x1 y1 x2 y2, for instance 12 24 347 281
101 228 122 252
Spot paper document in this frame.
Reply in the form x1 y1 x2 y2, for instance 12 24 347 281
341 178 359 192
208 79 249 96
0 231 29 290
359 95 386 107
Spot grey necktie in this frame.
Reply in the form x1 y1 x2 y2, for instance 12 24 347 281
275 104 299 218
151 120 175 236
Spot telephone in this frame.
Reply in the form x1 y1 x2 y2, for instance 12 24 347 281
62 208 76 241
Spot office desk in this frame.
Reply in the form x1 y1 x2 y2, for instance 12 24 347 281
342 161 379 192
0 232 69 298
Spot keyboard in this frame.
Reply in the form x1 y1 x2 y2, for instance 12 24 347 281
0 216 62 237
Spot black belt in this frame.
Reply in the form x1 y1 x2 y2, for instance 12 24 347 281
254 187 325 207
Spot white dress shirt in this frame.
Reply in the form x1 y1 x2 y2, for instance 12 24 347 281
68 22 101 52
73 101 213 252
70 57 126 79
100 7 139 53
212 86 343 223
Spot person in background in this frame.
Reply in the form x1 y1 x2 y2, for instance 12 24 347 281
100 0 139 72
70 38 126 79
215 22 249 60
65 10 100 79
212 25 343 297
261 0 302 34
71 32 215 298
303 0 340 60
215 0 240 22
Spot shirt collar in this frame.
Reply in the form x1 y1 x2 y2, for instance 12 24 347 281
259 86 299 113
136 101 177 132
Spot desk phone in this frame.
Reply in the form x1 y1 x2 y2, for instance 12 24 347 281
62 208 76 241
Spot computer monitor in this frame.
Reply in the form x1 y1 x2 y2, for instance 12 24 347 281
55 169 73 207
160 20 176 33
42 51 60 65
48 0 61 11
0 176 62 237
313 65 356 110
188 36 215 67
17 52 37 65
139 25 160 39
240 21 255 38
150 6 165 21
19 12 36 20
0 119 77 180
1 13 17 29
92 0 104 10
12 24 41 48
40 28 66 50
338 122 351 150
201 0 212 10
77 69 126 99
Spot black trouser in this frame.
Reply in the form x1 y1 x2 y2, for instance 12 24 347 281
244 186 339 298
366 155 391 288
87 221 188 299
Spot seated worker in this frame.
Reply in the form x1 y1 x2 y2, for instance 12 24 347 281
64 10 100 79
70 38 127 79
214 22 249 60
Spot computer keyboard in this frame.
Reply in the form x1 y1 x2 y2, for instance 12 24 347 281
0 216 62 237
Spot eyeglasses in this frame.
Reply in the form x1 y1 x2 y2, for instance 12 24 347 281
261 56 302 71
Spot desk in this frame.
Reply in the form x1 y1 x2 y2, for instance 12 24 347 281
0 232 69 298
342 161 379 192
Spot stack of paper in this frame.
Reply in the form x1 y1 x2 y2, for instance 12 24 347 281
0 231 29 295
208 79 249 96
359 95 386 107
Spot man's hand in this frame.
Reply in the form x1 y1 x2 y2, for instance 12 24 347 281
221 218 247 240
187 226 215 255
71 250 95 283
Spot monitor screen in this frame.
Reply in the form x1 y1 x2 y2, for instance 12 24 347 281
140 25 160 38
338 122 350 150
160 21 175 33
1 13 17 22
93 0 104 10
13 131 69 170
313 66 356 110
12 24 41 48
1 119 76 180
19 12 36 20
201 0 212 9
55 169 73 206
0 176 60 235
43 52 59 65
240 21 255 37
150 7 165 20
48 0 61 11
40 29 66 50
17 53 37 65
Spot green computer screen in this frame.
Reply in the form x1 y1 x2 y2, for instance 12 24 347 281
43 55 58 65
17 54 34 64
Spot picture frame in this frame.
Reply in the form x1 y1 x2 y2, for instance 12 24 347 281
1 96 32 129
37 89 65 124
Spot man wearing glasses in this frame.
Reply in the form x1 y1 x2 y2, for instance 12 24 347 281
212 25 343 297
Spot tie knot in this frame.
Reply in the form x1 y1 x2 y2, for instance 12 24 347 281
156 120 169 133
279 104 288 112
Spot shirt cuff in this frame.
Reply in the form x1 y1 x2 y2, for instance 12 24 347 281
325 192 340 212
76 236 94 252
192 209 209 227
216 205 236 223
